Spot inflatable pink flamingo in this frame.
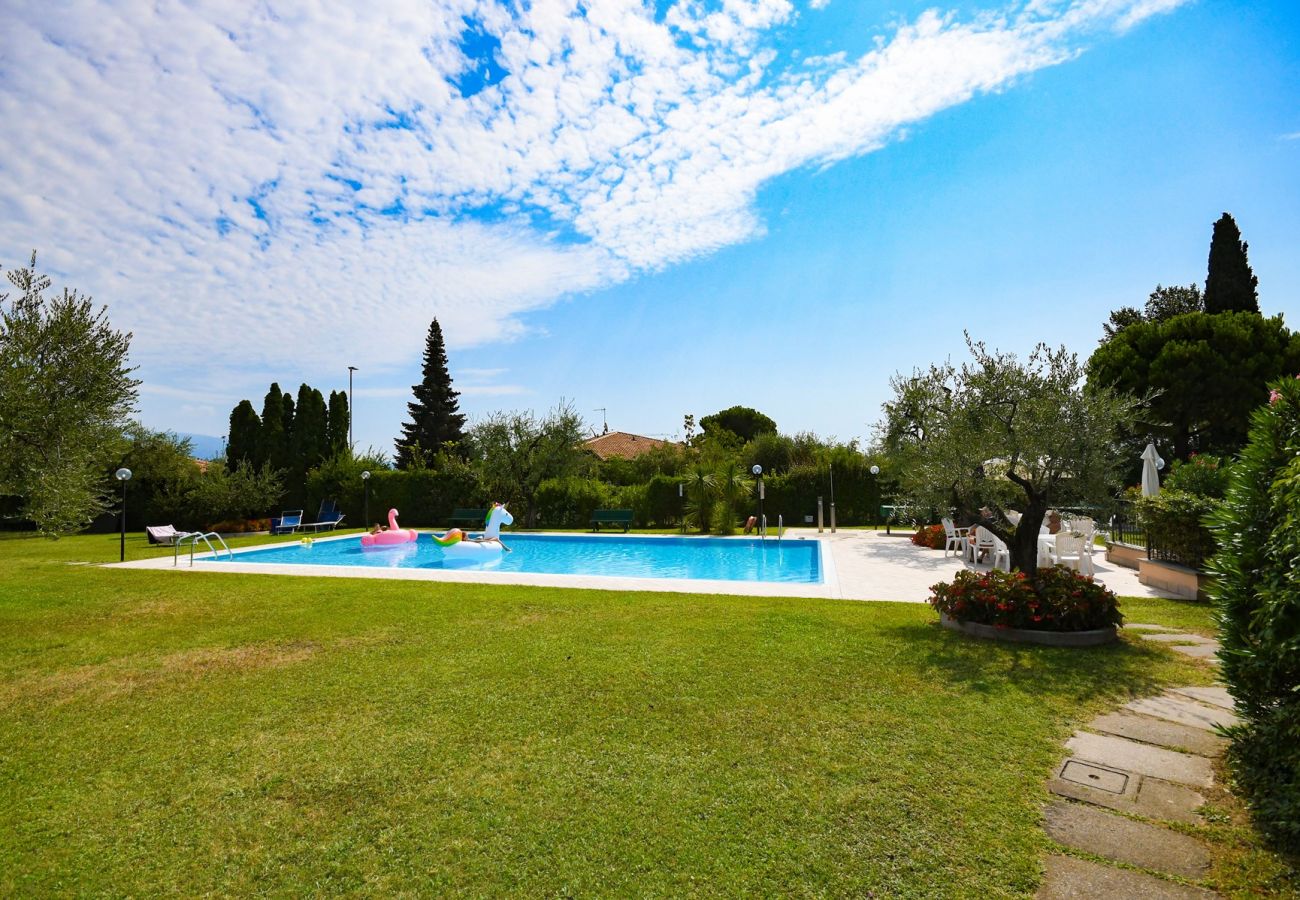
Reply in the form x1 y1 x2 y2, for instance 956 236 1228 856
360 508 419 548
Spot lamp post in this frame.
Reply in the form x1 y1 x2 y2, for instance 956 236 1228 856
678 481 685 534
751 464 764 536
828 463 836 533
869 464 883 533
361 470 371 527
347 366 358 450
115 468 132 562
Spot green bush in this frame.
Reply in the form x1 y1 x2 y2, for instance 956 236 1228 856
155 461 284 530
1164 453 1230 498
642 474 683 527
1134 489 1219 570
534 477 613 528
1208 376 1300 852
929 567 1121 632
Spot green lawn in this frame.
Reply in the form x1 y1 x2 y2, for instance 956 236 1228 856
0 532 1228 895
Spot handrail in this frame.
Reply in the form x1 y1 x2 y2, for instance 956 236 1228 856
777 514 784 542
175 531 233 567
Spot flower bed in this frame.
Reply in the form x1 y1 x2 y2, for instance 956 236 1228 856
911 524 946 549
929 566 1122 633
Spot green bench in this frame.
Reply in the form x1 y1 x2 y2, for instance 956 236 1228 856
449 508 488 529
590 509 634 533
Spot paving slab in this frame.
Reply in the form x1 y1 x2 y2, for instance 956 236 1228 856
1172 643 1220 660
1170 686 1235 711
1048 760 1205 825
1038 854 1217 899
1089 712 1227 757
1124 623 1179 632
1044 801 1211 879
1140 633 1218 645
1127 696 1238 731
1067 731 1214 788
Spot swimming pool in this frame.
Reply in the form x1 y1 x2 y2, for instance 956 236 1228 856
208 533 823 584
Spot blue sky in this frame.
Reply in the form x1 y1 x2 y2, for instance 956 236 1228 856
2 0 1297 456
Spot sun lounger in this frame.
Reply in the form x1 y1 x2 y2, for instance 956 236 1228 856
297 500 346 533
270 510 304 535
145 524 198 546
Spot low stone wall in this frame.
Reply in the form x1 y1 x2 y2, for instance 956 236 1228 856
1105 541 1146 571
940 614 1118 647
1137 558 1212 602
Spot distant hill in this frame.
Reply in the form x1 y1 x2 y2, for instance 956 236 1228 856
175 432 224 460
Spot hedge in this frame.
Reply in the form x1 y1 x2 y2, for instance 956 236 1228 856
1208 376 1300 852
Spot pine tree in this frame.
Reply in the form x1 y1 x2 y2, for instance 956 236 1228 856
226 400 261 468
1204 212 1259 314
259 383 287 472
327 390 350 457
396 318 466 467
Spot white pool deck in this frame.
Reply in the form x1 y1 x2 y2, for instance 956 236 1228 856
109 529 1177 604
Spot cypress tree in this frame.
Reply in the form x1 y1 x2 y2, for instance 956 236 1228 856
1204 212 1259 314
226 400 261 468
327 390 349 457
292 385 329 471
396 318 466 467
279 388 296 473
259 383 287 472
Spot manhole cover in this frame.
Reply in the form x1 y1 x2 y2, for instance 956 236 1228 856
1060 760 1129 794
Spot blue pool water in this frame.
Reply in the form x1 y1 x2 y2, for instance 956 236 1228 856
209 533 822 584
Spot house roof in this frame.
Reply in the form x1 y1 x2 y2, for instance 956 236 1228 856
582 431 678 460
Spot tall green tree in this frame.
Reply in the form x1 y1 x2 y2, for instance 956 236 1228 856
1087 312 1300 459
882 338 1136 576
698 406 777 444
397 318 466 467
291 385 329 470
259 383 287 472
326 390 349 457
1204 212 1259 314
226 400 261 468
1102 283 1203 342
0 252 139 535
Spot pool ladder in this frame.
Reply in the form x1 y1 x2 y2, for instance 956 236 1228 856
759 515 785 542
174 531 233 567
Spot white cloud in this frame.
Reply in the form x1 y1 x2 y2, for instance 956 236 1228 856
0 0 1188 409
1282 131 1300 141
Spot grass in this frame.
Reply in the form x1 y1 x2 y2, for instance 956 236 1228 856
1115 594 1217 637
0 531 1261 896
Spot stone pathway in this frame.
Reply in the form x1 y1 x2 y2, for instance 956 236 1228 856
1038 623 1233 898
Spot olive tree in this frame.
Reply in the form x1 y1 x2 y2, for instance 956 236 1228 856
880 338 1136 577
0 253 139 535
470 400 591 527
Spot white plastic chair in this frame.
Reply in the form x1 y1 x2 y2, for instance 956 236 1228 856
1052 532 1094 575
992 536 1010 571
941 517 967 558
973 527 999 568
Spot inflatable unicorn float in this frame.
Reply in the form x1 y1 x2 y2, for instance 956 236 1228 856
431 502 513 558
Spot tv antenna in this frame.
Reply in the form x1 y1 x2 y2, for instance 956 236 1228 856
594 407 608 433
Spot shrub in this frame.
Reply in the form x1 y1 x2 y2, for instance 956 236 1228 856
911 524 946 549
1208 375 1300 852
535 477 613 528
1164 453 1230 498
1134 489 1219 570
929 566 1122 632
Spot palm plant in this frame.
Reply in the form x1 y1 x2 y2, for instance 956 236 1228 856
680 463 717 534
711 461 754 536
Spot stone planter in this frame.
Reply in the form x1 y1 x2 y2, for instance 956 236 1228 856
940 613 1118 648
